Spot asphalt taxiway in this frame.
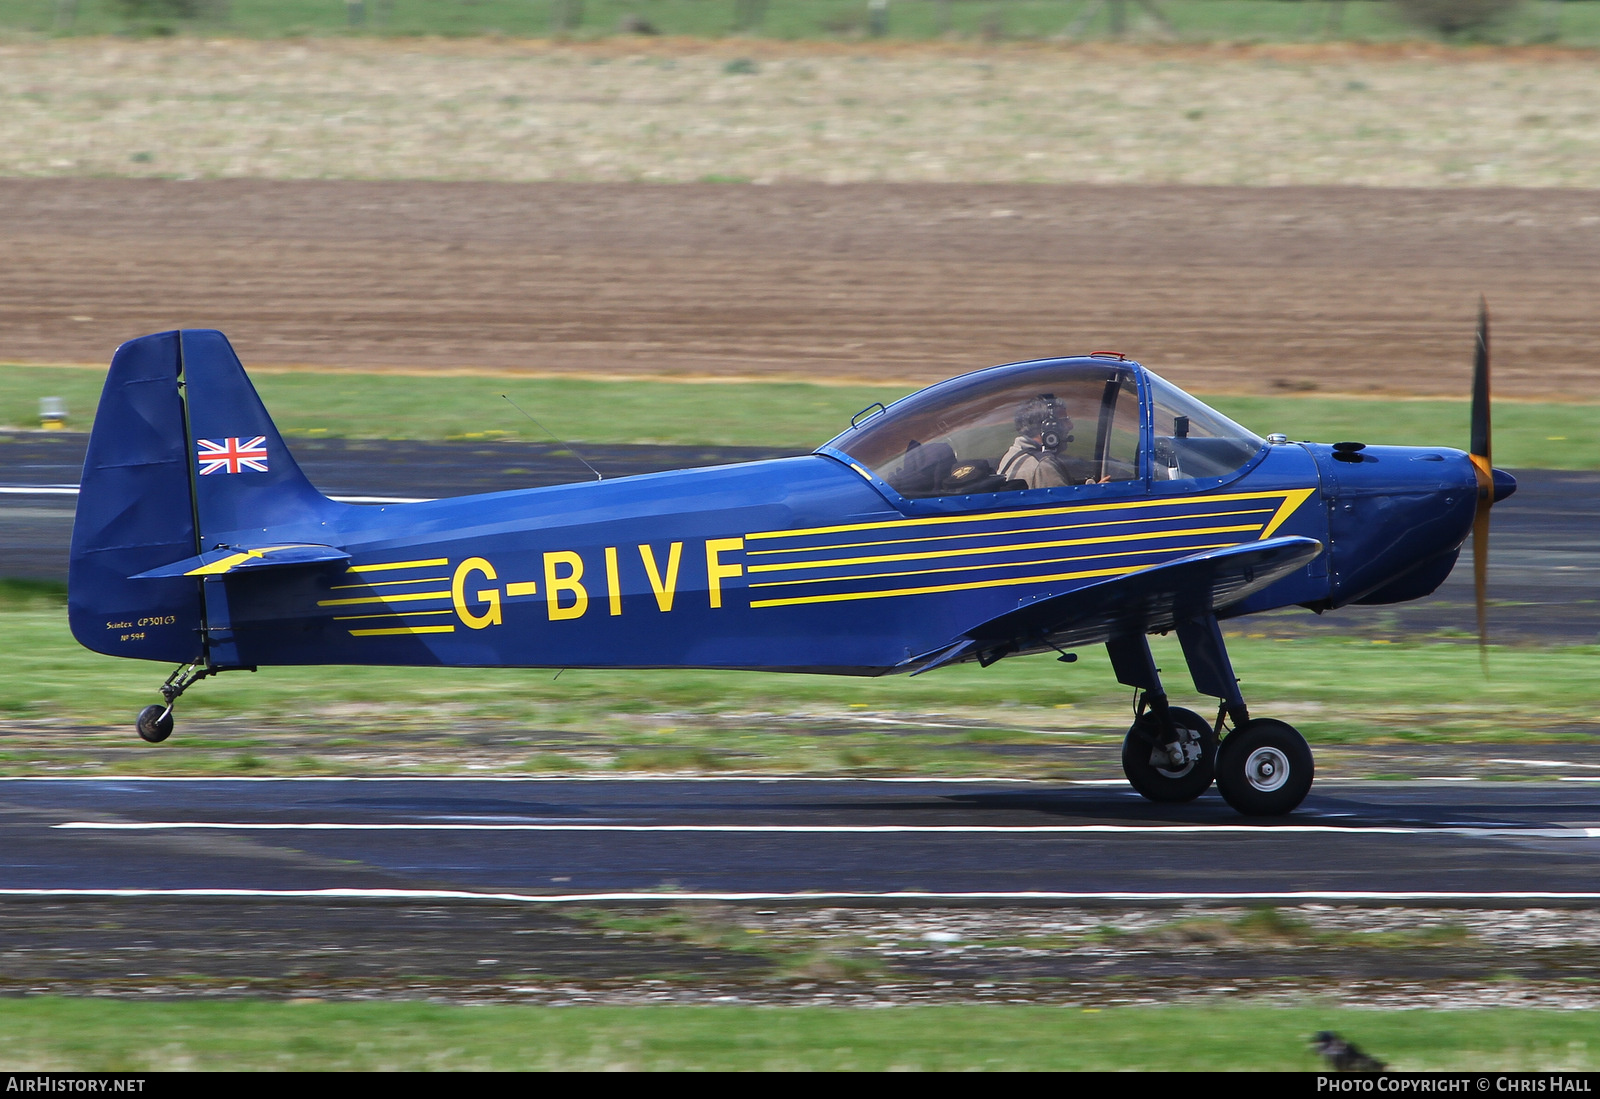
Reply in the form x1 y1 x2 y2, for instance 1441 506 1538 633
5 775 1599 903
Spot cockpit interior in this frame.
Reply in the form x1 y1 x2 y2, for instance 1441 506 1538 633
824 357 1264 502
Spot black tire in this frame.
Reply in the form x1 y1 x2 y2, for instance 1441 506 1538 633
136 705 173 744
1216 718 1314 816
1121 706 1217 803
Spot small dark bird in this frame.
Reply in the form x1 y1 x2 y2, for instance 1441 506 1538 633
1312 1031 1387 1072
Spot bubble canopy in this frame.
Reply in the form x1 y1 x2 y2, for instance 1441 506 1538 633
820 357 1264 507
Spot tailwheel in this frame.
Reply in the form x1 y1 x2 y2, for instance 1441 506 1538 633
135 704 174 744
1216 719 1314 816
132 662 226 744
1121 706 1218 803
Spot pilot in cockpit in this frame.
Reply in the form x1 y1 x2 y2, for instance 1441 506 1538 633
999 394 1101 488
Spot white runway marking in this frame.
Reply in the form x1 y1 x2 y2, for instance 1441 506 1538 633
1491 758 1600 770
2 888 1600 905
54 821 1600 838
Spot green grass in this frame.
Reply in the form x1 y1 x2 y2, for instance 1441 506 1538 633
3 582 1595 775
4 0 1598 46
0 999 1592 1070
4 363 1596 465
0 363 907 450
1206 394 1600 471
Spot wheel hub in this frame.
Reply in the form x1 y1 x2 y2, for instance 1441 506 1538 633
1243 745 1291 792
1151 727 1201 777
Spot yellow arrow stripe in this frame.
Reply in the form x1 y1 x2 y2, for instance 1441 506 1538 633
744 507 1277 558
744 489 1306 543
1259 487 1317 540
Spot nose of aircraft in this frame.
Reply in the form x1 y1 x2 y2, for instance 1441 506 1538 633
1315 445 1482 608
1492 466 1517 503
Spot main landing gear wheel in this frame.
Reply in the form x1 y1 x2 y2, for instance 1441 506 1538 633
1121 706 1218 803
135 705 174 744
1216 719 1314 816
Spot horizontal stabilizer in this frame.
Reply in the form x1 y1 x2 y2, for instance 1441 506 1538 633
905 536 1323 674
131 543 350 580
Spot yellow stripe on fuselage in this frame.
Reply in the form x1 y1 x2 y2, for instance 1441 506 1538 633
347 625 457 637
330 610 457 621
316 590 452 608
747 541 1237 590
743 488 1318 611
328 576 449 591
750 563 1144 609
744 489 1312 544
742 507 1276 558
746 523 1263 575
347 558 449 573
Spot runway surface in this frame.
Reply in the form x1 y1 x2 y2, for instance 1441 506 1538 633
2 431 1594 641
6 776 1600 903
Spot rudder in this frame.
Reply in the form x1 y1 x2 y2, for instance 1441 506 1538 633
68 331 202 661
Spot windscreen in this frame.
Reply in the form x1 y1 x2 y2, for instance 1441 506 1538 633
1146 372 1264 481
829 361 1141 499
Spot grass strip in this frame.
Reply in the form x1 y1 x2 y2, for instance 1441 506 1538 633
5 0 1599 46
0 999 1592 1070
3 363 1595 467
0 364 905 451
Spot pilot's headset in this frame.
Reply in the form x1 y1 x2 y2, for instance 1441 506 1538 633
1018 394 1073 453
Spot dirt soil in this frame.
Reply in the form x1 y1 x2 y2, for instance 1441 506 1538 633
3 179 1598 399
4 900 1598 1010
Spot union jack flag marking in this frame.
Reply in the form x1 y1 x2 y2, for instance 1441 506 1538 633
197 436 269 475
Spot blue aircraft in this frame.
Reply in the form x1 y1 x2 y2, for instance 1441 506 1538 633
68 312 1515 815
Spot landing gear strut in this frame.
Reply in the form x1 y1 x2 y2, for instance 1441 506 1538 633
1107 616 1314 815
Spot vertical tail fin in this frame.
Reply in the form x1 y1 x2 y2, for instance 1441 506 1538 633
68 330 332 662
182 329 329 538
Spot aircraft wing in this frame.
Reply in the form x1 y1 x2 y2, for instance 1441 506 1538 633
130 543 351 579
904 535 1323 675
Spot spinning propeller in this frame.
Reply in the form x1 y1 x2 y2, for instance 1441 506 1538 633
1468 299 1497 666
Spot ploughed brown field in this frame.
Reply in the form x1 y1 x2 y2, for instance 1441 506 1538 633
2 179 1597 400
